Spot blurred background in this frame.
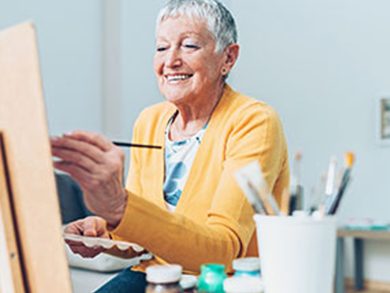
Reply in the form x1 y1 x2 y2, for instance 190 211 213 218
1 0 390 288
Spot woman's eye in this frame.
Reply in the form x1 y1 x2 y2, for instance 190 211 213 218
156 47 167 52
183 44 199 50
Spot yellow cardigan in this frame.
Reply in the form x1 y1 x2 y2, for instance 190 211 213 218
111 85 289 273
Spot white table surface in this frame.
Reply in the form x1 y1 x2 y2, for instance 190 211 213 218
70 268 117 293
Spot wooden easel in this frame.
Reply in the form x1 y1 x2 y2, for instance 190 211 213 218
0 23 72 292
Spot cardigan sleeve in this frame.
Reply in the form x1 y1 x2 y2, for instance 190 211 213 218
111 103 288 272
124 118 142 196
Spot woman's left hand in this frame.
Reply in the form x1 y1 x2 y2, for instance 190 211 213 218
51 131 127 227
64 216 109 258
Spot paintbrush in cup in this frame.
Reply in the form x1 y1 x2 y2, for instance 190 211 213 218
327 152 355 215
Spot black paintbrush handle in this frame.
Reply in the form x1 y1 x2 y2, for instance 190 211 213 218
328 176 351 215
112 141 162 149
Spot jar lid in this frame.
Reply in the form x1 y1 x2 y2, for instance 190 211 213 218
232 257 260 272
224 276 264 293
146 264 182 284
201 263 225 273
180 275 197 289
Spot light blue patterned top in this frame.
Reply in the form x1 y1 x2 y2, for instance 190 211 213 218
163 114 207 211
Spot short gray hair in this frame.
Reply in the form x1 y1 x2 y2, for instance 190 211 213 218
157 0 238 52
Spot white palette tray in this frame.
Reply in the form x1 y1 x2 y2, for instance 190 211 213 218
63 233 144 252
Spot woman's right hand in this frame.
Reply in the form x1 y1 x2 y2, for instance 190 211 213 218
64 216 110 258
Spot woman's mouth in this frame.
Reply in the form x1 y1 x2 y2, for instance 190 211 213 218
165 74 193 82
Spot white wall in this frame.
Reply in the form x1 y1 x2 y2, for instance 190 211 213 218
117 0 162 139
0 0 103 134
229 0 390 282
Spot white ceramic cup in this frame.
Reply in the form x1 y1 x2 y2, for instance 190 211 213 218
253 215 337 293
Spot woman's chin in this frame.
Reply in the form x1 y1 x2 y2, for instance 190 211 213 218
164 95 188 105
162 90 192 105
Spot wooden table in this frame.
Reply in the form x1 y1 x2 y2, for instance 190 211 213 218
335 228 390 293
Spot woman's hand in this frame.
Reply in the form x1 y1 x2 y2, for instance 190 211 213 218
51 131 127 227
64 216 109 258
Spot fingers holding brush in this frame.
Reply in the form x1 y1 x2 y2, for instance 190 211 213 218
50 132 127 226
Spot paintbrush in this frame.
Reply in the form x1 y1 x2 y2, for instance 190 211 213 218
322 156 338 212
112 141 162 149
247 180 268 215
235 161 281 215
325 156 337 196
235 168 267 214
289 152 303 214
327 152 355 215
248 165 281 216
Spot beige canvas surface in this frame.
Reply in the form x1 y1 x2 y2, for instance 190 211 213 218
0 22 72 292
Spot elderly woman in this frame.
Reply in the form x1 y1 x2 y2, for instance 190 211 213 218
51 0 289 292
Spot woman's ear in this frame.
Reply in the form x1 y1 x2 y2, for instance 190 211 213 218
222 43 240 75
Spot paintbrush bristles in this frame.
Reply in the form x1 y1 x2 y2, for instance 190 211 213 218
345 152 355 168
294 151 302 162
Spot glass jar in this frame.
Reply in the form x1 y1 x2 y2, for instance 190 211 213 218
197 263 226 293
180 274 198 293
146 264 182 293
232 257 261 277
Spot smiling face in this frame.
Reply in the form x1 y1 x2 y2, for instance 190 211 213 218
154 16 226 106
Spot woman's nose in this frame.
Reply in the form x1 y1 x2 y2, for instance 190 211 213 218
165 48 182 68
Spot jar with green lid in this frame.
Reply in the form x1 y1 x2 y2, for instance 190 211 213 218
232 257 261 277
146 264 182 293
197 263 227 293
